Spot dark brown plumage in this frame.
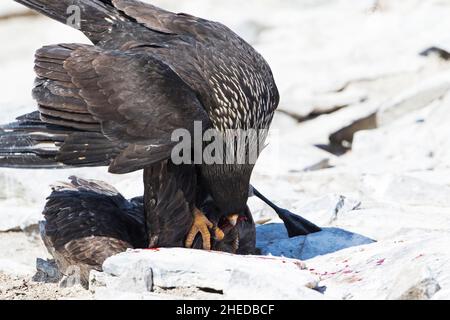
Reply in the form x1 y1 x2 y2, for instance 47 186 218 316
5 0 279 248
0 0 320 266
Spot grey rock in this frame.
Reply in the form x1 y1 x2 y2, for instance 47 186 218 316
32 258 61 283
329 112 377 150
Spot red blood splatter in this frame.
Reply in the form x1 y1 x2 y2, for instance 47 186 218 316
376 258 385 266
238 216 248 222
343 270 353 274
414 254 425 260
309 268 315 271
343 260 349 263
145 248 160 251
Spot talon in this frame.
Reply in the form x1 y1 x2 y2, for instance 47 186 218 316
213 227 225 241
185 208 214 250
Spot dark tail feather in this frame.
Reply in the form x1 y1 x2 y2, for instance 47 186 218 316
0 112 69 168
0 111 119 169
252 187 322 237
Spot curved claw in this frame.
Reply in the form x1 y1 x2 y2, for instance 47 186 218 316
185 208 214 250
213 227 225 241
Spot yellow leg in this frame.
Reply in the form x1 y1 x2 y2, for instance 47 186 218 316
185 208 224 250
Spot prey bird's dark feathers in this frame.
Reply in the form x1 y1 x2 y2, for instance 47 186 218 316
41 175 256 287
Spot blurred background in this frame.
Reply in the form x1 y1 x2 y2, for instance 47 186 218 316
1 0 450 299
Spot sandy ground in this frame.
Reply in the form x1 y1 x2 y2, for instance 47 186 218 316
0 272 90 300
0 232 91 300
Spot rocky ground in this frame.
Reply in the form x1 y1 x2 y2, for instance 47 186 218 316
1 0 450 300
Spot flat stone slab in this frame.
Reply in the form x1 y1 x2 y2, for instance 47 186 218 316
90 248 323 300
307 229 450 300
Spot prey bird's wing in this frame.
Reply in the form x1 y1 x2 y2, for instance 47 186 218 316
43 176 146 253
41 176 146 283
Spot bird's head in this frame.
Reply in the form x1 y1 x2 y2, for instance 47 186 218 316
199 177 254 243
203 204 254 254
205 165 253 217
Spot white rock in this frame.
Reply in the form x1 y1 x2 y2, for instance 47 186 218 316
0 206 40 232
0 2 28 17
364 174 450 207
307 229 450 300
323 206 450 241
253 168 450 241
337 90 450 174
377 71 450 126
0 259 35 276
283 100 380 147
293 194 361 225
255 143 332 177
91 248 322 300
90 263 152 294
387 264 441 300
280 87 368 120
